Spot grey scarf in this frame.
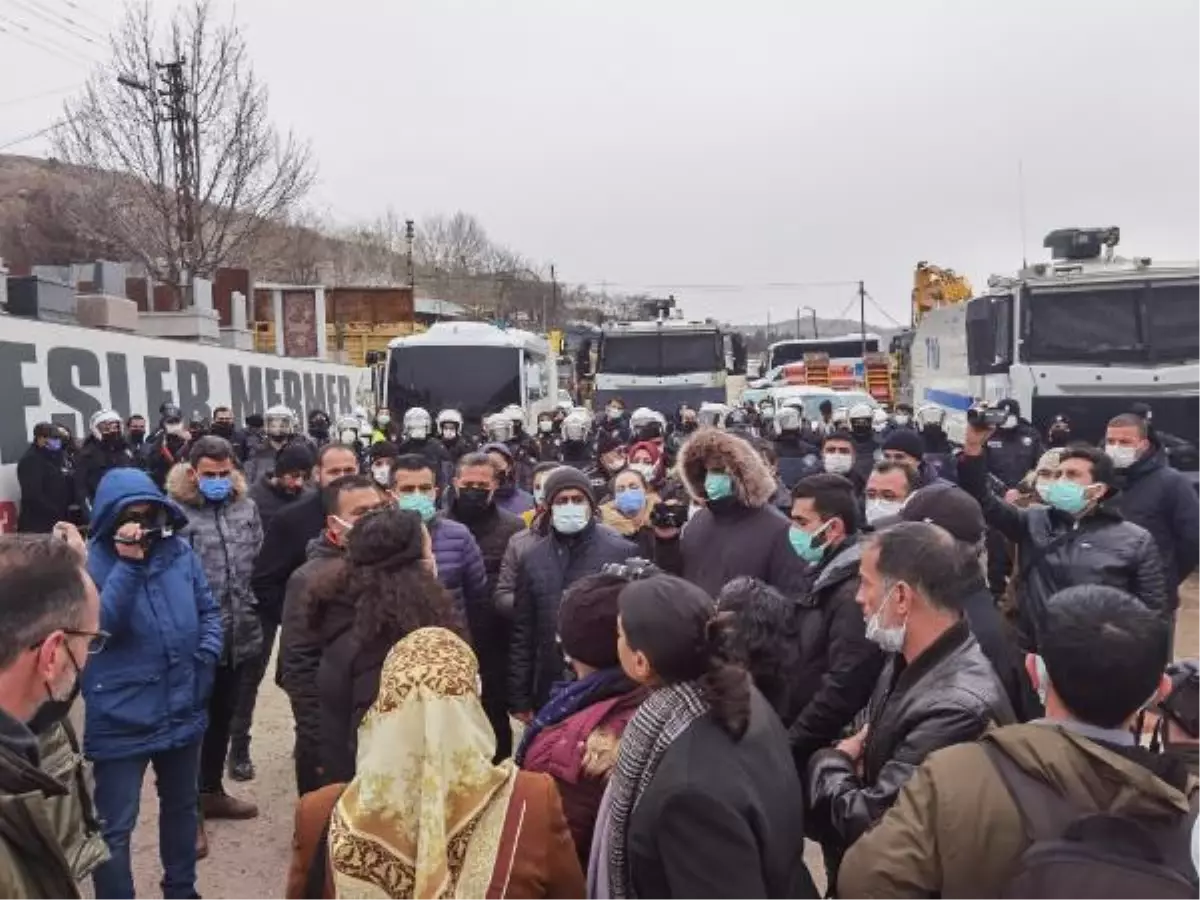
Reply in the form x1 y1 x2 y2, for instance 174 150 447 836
605 680 709 898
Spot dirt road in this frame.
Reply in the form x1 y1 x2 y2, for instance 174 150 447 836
118 577 1198 898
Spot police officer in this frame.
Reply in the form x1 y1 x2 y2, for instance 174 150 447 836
397 407 452 485
915 405 959 483
984 398 1043 490
772 406 821 489
437 409 476 463
847 403 880 481
559 413 594 470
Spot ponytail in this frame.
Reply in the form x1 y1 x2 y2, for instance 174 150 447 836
701 615 750 740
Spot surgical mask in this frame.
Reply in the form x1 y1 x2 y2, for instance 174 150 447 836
397 492 437 523
197 476 233 503
442 426 458 440
339 429 358 444
406 426 428 441
823 453 853 475
704 472 733 501
1035 479 1055 502
866 584 907 653
1043 479 1094 516
533 486 546 506
372 465 392 486
607 407 622 421
454 487 492 518
866 498 904 525
551 503 590 535
377 414 391 427
539 420 553 434
894 414 910 427
45 438 62 452
1000 414 1018 430
1105 444 1139 470
788 520 830 564
631 462 656 482
615 488 645 517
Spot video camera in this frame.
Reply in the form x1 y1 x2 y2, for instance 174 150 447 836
967 404 1009 429
649 501 689 530
600 558 663 581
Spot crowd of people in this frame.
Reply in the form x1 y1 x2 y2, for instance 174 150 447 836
1 388 1197 899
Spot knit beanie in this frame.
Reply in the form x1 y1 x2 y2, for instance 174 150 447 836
882 429 925 462
558 576 623 669
542 466 596 508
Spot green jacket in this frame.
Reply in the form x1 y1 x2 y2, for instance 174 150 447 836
36 720 108 881
0 723 89 899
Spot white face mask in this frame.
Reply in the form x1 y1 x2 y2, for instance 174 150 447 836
631 462 656 482
865 584 906 653
823 453 853 475
1105 443 1139 470
442 426 458 440
539 420 553 434
865 498 904 525
893 414 910 427
372 466 391 486
406 425 428 441
1001 414 1018 430
339 429 357 444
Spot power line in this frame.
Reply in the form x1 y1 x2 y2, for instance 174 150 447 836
3 0 105 46
0 82 80 108
61 0 111 29
0 118 66 152
0 20 93 66
28 0 108 40
862 290 905 328
0 10 100 64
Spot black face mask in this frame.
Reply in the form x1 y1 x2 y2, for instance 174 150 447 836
454 487 493 520
28 644 82 735
1048 430 1070 448
128 430 146 446
101 432 124 449
851 423 872 438
212 422 234 438
310 425 329 440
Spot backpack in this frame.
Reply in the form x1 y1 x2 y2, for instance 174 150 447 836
983 742 1199 898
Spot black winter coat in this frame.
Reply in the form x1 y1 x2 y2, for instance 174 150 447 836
626 687 817 899
959 452 1169 648
247 473 304 535
1112 450 1200 592
251 489 327 628
17 444 73 533
983 421 1043 489
851 432 879 481
507 521 636 712
142 433 190 491
74 437 136 508
786 539 884 762
959 575 1043 722
807 619 1015 855
276 537 344 782
316 606 387 785
681 504 807 598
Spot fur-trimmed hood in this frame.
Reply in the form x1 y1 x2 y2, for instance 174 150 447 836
678 427 778 509
165 461 249 507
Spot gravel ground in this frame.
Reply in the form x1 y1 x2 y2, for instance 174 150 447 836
112 576 1198 898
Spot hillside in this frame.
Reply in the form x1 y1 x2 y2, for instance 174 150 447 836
732 317 899 354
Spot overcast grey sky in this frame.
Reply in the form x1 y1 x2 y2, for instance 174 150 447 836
2 0 1196 326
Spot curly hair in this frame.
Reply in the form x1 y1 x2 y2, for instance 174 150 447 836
714 576 801 720
308 508 465 651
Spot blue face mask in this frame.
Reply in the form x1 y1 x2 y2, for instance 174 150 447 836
198 476 232 503
397 492 437 523
45 438 62 452
704 472 734 501
615 488 646 517
1043 479 1092 516
552 503 590 535
788 520 830 564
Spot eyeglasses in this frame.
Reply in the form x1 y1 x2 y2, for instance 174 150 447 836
29 629 110 656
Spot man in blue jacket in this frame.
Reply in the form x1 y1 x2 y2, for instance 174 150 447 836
83 468 223 900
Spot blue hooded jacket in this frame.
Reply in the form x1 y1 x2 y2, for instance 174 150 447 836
82 468 224 761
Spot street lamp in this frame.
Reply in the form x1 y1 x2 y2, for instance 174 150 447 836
796 305 819 338
117 74 152 92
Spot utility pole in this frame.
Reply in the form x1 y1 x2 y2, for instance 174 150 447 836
548 263 558 331
404 219 415 290
766 309 771 341
157 58 196 298
809 307 819 338
858 280 867 359
795 307 801 338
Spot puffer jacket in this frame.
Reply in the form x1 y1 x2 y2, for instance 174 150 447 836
840 722 1198 899
82 468 223 762
495 527 540 618
35 720 107 881
787 539 884 763
1113 449 1200 592
508 521 637 712
678 428 810 597
167 464 264 667
808 619 1016 854
0 723 82 899
959 452 1169 649
427 515 489 627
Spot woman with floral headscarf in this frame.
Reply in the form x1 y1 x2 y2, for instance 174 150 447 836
287 627 584 899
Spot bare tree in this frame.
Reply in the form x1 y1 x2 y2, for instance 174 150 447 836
53 0 314 302
414 211 492 274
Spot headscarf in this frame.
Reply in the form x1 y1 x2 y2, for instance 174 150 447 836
329 628 517 899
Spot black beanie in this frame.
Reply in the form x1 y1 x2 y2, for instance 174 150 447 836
543 466 596 508
882 429 925 462
275 443 315 476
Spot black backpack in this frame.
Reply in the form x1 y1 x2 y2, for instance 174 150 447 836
984 742 1198 898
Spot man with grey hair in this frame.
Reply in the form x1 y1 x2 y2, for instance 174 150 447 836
806 521 1016 875
0 527 105 897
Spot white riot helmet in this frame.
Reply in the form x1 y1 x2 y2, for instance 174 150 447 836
916 404 946 429
484 413 514 443
562 412 590 442
629 407 656 429
501 404 526 433
90 408 122 440
872 408 890 433
437 409 464 440
570 406 592 428
265 404 296 438
555 398 574 414
774 406 802 436
335 414 360 445
403 407 432 441
832 406 850 427
697 402 728 429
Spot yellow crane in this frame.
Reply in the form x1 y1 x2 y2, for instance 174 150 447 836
912 261 973 325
